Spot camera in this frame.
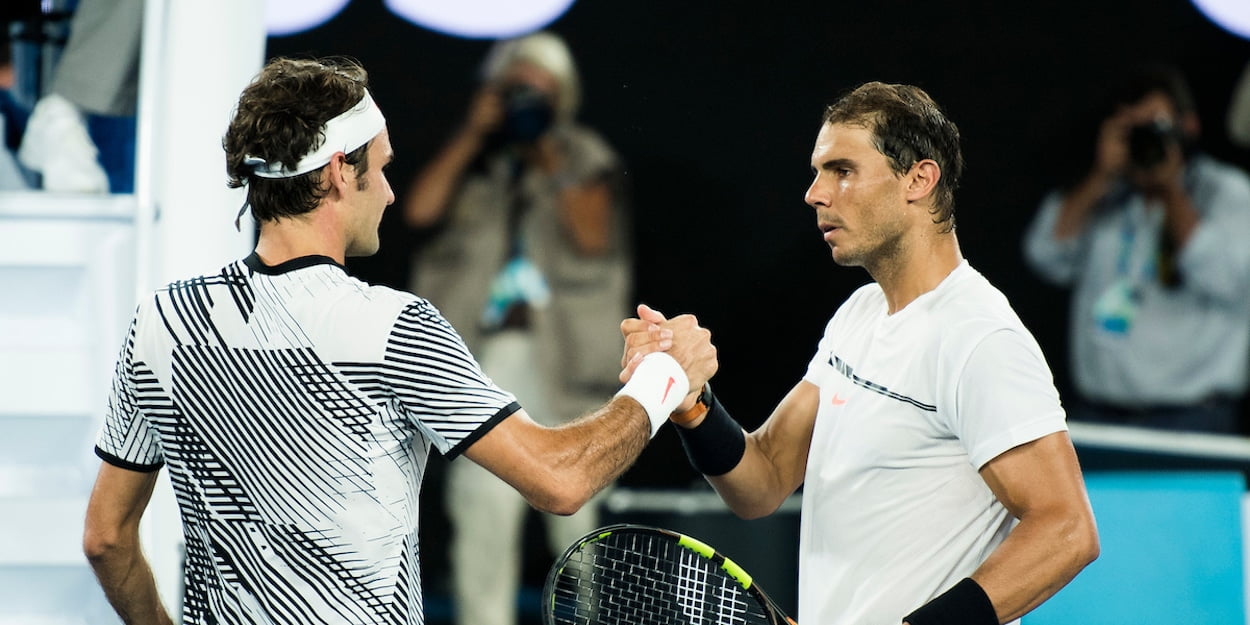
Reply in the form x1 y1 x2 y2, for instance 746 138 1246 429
500 84 554 144
1126 118 1181 171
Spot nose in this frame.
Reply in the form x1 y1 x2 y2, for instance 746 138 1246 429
804 175 828 209
384 176 395 206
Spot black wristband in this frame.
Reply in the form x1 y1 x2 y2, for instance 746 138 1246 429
674 391 745 476
903 578 998 625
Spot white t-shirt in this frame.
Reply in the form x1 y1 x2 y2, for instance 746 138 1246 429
798 261 1067 625
96 253 517 625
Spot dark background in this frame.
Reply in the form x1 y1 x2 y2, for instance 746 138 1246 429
268 0 1250 618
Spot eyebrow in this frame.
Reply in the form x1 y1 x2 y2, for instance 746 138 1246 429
813 157 856 172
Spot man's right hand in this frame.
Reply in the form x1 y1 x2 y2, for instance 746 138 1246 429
1091 111 1131 182
463 86 505 139
620 304 718 413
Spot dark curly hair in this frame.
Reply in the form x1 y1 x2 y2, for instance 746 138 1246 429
223 57 372 222
823 82 964 232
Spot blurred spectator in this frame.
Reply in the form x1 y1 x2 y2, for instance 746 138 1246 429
0 25 30 189
1024 65 1250 434
403 31 632 625
18 0 140 192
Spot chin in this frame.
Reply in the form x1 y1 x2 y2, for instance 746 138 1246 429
346 240 381 258
829 247 859 267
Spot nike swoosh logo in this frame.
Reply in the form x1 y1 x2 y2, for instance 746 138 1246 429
661 377 676 403
831 393 848 406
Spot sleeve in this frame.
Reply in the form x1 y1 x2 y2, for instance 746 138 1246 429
94 316 164 472
564 126 619 183
382 299 520 459
1022 190 1081 286
953 329 1068 469
802 317 837 386
1175 166 1250 304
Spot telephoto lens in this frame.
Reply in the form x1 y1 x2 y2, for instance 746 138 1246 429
1127 119 1177 170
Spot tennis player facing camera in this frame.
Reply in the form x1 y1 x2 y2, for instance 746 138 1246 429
82 56 715 625
622 82 1099 625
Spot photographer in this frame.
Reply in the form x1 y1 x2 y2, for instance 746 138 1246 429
403 31 631 625
1024 65 1250 434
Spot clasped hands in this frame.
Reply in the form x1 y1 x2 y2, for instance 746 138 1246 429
619 304 718 414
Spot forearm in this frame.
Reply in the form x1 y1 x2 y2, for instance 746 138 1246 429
970 510 1099 623
685 384 814 520
1157 183 1199 247
556 179 613 256
470 407 647 516
88 543 173 625
1052 173 1112 239
404 129 484 228
707 438 797 519
564 396 650 483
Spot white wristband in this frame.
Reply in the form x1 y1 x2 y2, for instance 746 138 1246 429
615 352 690 438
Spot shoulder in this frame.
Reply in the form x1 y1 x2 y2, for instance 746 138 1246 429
558 123 619 170
932 264 1042 356
1190 154 1250 192
1191 153 1249 180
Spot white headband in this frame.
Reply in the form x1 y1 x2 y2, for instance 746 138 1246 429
244 90 386 179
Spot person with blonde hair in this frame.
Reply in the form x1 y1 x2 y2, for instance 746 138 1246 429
404 31 632 625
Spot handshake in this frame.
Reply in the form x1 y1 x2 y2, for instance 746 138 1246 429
615 304 719 434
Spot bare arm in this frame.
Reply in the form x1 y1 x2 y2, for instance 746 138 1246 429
969 432 1100 623
462 401 649 516
1133 141 1198 247
83 463 174 625
621 304 817 519
703 380 818 519
466 308 718 516
556 178 613 256
1052 114 1127 239
403 88 502 229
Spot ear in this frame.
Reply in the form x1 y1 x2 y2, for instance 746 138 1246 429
905 159 941 204
323 151 353 198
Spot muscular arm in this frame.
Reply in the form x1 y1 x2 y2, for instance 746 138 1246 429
465 307 718 516
462 400 649 516
83 463 174 625
703 381 818 519
971 432 1100 623
620 304 816 519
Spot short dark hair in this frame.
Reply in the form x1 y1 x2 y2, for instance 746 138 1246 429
823 82 964 232
1107 64 1197 118
223 57 372 222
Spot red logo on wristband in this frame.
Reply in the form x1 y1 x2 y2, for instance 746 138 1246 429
661 377 676 403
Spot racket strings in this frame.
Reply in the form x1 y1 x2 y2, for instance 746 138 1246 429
548 532 772 625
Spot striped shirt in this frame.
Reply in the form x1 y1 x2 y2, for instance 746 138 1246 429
96 253 518 625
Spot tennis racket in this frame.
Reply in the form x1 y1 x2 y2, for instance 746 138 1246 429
543 523 797 625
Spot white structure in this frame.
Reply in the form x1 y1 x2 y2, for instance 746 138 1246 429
0 1 263 622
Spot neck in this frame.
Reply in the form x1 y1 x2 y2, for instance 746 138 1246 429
253 206 348 266
868 229 963 315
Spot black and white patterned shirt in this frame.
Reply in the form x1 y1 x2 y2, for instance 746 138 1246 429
96 253 518 625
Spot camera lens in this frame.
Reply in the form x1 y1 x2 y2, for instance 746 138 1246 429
500 85 554 144
1127 119 1175 170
